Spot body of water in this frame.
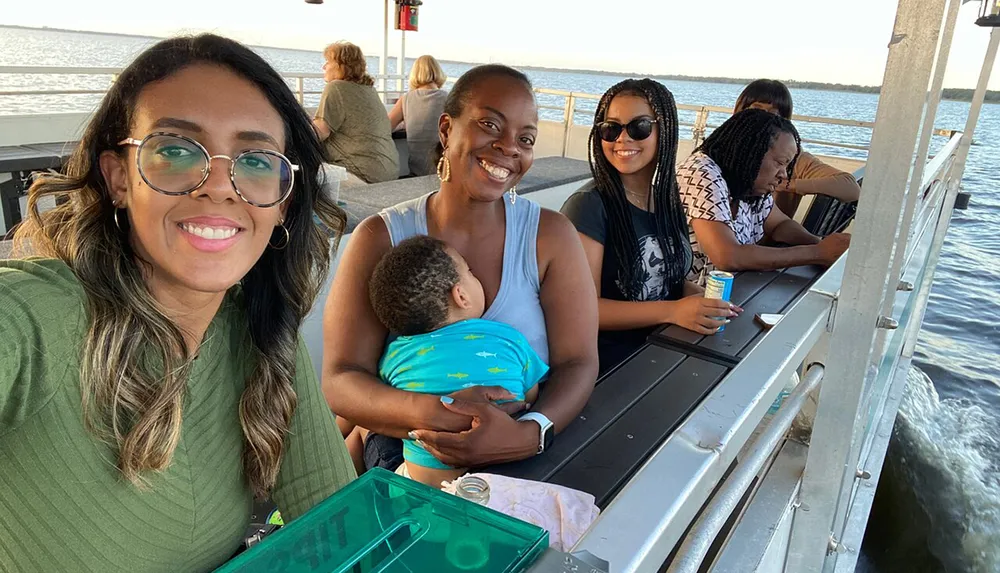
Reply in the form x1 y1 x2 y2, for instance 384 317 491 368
1 26 997 573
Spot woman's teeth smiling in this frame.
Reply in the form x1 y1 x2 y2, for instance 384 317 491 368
615 150 640 158
479 159 510 181
179 222 240 240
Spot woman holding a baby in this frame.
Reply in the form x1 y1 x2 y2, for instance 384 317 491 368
322 64 600 483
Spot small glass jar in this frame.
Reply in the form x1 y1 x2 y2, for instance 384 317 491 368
455 475 491 506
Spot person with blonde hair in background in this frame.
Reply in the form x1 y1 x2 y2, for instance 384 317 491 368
313 41 399 184
388 55 449 176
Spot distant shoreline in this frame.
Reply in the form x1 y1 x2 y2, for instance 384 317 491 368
4 24 997 103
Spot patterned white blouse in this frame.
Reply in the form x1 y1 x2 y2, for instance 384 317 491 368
676 152 773 283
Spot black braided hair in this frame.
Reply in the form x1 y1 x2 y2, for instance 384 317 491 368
734 79 794 119
432 64 533 165
696 108 801 211
588 78 691 301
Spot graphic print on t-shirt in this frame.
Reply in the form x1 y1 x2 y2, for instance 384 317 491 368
616 234 666 301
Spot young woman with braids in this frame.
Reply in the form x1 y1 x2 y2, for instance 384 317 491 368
677 108 851 282
734 79 861 218
323 65 598 473
561 79 740 374
0 35 354 571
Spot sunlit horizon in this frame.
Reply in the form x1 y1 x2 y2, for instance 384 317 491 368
3 0 999 90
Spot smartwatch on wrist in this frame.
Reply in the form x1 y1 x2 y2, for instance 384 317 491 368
518 412 554 454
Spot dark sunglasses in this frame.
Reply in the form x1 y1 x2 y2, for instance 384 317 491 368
596 117 657 142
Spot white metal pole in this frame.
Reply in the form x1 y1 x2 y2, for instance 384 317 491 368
872 0 965 368
399 29 407 96
902 26 1000 359
783 0 948 570
954 26 1000 177
380 0 390 102
872 0 961 360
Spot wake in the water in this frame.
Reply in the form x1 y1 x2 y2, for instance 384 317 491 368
883 367 1000 573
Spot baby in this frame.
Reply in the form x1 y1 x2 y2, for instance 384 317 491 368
366 234 548 487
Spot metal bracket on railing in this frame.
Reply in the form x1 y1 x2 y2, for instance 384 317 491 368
527 549 609 573
811 288 839 332
897 280 914 292
827 535 850 555
855 468 872 480
876 316 899 330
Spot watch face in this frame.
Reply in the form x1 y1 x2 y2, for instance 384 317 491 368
542 425 554 450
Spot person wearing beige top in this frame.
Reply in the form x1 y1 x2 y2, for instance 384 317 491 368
734 79 861 218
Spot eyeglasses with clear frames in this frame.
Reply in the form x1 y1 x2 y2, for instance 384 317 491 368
118 132 299 208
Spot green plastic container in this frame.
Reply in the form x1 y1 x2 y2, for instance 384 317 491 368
216 468 549 573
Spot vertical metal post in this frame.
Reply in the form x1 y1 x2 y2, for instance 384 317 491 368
784 0 947 570
872 0 960 360
561 94 576 158
296 77 305 105
902 27 1000 359
694 107 708 146
953 26 1000 179
380 0 390 102
398 29 407 96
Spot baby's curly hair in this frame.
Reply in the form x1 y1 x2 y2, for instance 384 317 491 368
369 235 460 335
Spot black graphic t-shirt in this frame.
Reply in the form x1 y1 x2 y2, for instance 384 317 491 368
561 183 685 374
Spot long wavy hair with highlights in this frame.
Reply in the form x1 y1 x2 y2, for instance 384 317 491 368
14 34 346 498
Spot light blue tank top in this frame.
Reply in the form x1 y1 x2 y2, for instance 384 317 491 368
379 193 549 364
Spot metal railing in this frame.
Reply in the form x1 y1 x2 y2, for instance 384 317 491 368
1 65 951 159
570 126 966 573
572 243 842 572
667 364 826 573
0 66 407 106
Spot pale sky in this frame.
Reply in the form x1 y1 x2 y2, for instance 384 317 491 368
6 0 999 90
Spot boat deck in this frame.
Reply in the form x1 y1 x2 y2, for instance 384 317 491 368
491 264 826 508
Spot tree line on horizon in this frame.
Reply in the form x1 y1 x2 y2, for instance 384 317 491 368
6 25 998 103
510 63 1000 104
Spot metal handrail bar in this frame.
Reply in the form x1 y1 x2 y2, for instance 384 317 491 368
0 65 405 79
0 65 908 150
666 364 826 573
800 139 871 151
0 90 109 96
572 254 844 572
0 65 121 74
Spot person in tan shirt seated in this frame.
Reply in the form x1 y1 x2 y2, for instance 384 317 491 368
734 79 861 218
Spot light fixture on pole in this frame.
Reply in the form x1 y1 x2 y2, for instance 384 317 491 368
976 0 1000 26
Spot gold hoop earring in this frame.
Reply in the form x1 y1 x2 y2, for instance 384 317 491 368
436 153 451 183
507 186 517 205
269 222 290 250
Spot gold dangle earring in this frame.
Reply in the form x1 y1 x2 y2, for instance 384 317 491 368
436 150 451 183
